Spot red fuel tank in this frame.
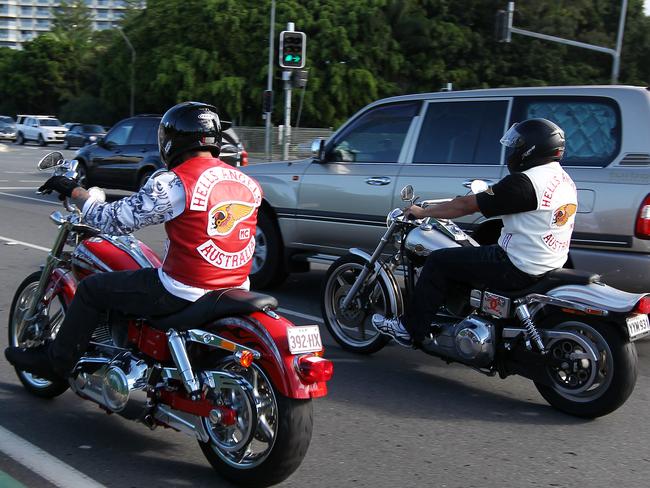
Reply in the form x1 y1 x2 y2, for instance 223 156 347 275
71 236 162 280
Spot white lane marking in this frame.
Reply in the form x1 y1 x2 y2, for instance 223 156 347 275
19 180 44 183
0 235 50 252
277 307 323 323
0 425 106 488
3 171 32 174
0 191 58 205
0 234 326 324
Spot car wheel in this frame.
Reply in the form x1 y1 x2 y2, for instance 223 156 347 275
138 170 154 190
250 210 287 289
38 134 46 146
16 132 24 145
75 161 89 189
63 139 70 149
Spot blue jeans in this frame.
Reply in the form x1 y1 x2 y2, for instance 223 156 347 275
402 244 540 343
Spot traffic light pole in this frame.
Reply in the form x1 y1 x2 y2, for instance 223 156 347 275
282 22 294 160
264 0 275 161
501 1 628 83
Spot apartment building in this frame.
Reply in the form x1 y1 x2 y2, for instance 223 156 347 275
0 1 140 49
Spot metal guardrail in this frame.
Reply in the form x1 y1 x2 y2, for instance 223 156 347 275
234 126 333 163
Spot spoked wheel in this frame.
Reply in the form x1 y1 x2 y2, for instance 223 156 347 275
199 359 313 487
8 271 69 398
535 317 637 418
321 254 391 354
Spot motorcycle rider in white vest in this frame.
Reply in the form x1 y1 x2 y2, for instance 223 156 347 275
373 118 577 347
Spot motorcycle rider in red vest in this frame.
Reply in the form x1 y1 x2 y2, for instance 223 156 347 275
5 102 262 380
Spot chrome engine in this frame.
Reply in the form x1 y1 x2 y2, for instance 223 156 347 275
424 314 496 368
70 353 151 420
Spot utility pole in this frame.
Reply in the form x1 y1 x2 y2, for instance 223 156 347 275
117 27 136 117
264 0 275 161
497 1 628 83
282 22 294 160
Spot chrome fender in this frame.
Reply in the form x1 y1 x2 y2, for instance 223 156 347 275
547 283 648 314
349 248 404 318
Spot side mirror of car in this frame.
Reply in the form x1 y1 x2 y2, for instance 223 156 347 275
311 138 325 161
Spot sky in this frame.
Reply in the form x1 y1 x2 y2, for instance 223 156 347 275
645 0 650 16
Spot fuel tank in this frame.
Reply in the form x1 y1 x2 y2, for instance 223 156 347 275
71 235 162 279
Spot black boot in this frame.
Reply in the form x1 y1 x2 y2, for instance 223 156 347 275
4 344 66 382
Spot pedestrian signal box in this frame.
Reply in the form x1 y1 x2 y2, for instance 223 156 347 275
279 31 306 69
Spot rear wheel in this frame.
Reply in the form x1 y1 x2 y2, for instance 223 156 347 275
8 271 69 398
250 210 287 289
199 359 312 487
321 254 390 354
534 317 637 418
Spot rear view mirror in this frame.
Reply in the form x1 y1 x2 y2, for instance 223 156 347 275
311 138 325 161
38 151 65 171
220 143 238 158
401 185 414 201
470 179 490 194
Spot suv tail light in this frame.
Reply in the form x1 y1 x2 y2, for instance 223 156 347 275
634 296 650 314
240 149 249 167
635 194 650 239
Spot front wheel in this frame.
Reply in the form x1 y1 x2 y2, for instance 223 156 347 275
199 360 312 487
534 317 637 418
37 134 46 146
15 132 24 145
8 271 69 398
250 210 287 289
321 254 391 354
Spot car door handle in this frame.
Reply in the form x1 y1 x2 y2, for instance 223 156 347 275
365 176 391 186
462 179 496 189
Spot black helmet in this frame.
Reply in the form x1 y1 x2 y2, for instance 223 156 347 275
158 101 222 168
500 118 565 173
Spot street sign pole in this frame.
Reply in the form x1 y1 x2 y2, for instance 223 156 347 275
282 22 294 160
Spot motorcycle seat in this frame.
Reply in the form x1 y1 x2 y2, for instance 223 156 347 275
149 288 279 331
489 268 601 298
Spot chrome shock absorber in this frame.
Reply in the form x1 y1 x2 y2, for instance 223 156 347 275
167 329 201 400
514 303 546 353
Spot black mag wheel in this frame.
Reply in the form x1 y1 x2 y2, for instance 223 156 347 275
199 359 312 487
250 210 287 289
8 271 69 398
321 254 390 354
534 317 637 418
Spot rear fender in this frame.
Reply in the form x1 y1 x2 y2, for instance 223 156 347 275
349 248 404 317
212 311 327 399
546 283 648 314
48 268 77 307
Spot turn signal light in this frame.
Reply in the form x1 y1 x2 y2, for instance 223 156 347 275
296 355 333 383
635 194 650 240
236 350 255 368
634 296 650 314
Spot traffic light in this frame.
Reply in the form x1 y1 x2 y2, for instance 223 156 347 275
279 31 306 69
291 70 308 88
495 9 512 42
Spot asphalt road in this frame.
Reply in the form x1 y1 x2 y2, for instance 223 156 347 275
0 142 649 488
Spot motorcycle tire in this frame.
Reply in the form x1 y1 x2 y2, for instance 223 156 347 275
321 254 391 354
8 271 69 399
199 361 313 487
534 316 637 419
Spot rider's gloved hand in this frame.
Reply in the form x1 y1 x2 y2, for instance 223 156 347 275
38 176 79 198
404 204 427 220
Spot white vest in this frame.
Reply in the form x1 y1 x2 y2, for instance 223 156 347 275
498 162 577 276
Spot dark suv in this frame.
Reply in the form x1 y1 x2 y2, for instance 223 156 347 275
75 115 247 191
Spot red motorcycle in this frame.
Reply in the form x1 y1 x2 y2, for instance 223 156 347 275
8 152 333 487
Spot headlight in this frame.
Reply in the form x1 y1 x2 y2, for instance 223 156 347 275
89 135 97 141
386 208 403 227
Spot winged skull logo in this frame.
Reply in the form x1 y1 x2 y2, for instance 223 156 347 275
207 202 255 236
552 203 577 227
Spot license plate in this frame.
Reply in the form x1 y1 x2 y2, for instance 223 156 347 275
626 314 650 341
287 325 323 354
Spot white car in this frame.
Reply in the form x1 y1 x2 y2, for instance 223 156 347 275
15 115 68 146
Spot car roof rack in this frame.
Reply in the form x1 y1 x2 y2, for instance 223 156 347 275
17 114 57 118
135 114 163 117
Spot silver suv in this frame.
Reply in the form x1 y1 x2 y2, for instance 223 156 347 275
243 86 650 292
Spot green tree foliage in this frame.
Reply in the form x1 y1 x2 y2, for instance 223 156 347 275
0 0 649 128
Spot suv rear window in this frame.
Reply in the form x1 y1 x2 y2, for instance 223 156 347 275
513 97 621 167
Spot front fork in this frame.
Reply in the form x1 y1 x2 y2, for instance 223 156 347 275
341 221 398 309
19 222 71 342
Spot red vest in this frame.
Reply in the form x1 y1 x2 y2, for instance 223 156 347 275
163 156 262 289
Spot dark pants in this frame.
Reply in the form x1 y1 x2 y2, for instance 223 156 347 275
51 268 190 372
402 244 540 343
